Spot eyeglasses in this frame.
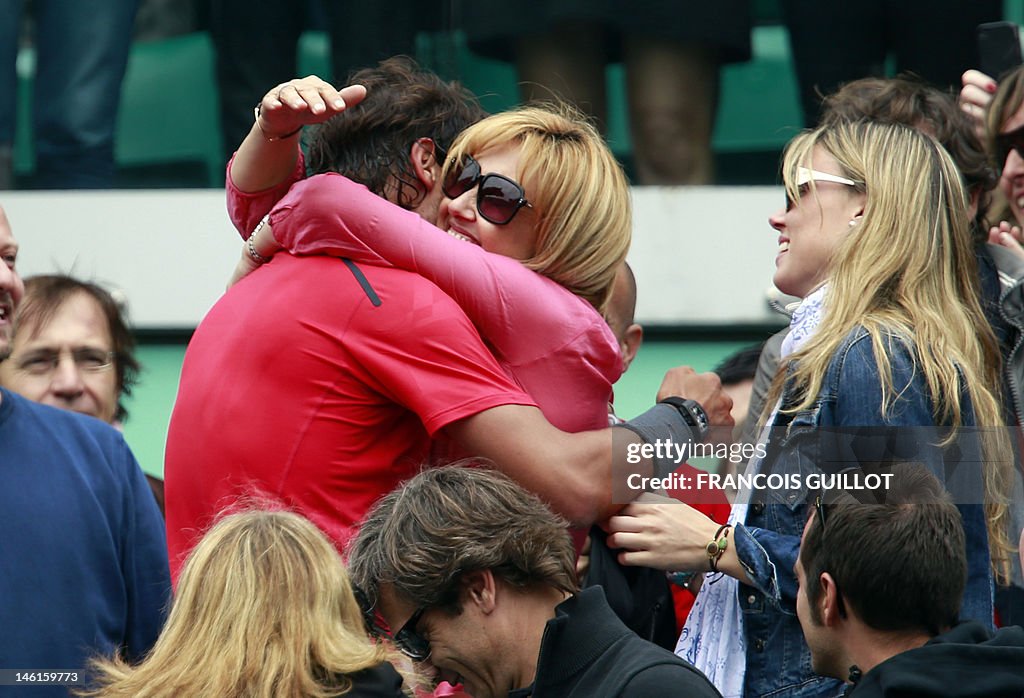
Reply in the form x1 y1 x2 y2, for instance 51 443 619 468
786 167 860 211
442 154 533 225
13 348 115 376
353 586 431 661
996 123 1024 170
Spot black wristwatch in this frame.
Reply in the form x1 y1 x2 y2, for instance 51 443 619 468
659 397 710 442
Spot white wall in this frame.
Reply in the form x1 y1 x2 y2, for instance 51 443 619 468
3 186 787 329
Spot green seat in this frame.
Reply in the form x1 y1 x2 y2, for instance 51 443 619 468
1005 0 1024 25
115 32 224 186
13 49 35 174
447 25 801 159
14 32 225 186
713 25 803 153
297 31 331 80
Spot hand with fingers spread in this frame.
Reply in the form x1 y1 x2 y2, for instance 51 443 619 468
959 69 998 141
989 219 1024 260
255 77 367 141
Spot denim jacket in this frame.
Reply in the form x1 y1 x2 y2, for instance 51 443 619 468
734 327 994 698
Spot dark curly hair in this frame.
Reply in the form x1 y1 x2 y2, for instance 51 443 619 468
306 56 486 209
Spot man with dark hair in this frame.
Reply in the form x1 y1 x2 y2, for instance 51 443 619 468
165 59 732 582
795 466 1024 697
227 57 484 236
0 274 140 424
0 273 166 513
348 465 723 698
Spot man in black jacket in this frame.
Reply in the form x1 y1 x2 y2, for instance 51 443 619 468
795 465 1024 697
348 465 722 698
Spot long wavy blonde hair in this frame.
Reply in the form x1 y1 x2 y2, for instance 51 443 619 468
80 509 404 698
768 120 1013 577
443 102 631 313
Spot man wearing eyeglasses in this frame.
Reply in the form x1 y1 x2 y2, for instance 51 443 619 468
0 273 166 514
0 275 137 426
348 465 723 698
795 465 1024 697
0 207 170 695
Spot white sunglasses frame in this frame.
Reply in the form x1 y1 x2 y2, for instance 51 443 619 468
795 167 858 187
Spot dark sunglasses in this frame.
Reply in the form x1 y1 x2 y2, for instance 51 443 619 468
996 123 1024 170
353 586 431 661
392 606 431 661
442 154 533 225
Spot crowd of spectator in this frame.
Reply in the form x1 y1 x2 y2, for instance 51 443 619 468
3 5 1024 698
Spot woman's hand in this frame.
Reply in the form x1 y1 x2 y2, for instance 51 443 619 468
255 77 367 140
960 69 998 142
989 220 1024 261
604 492 720 571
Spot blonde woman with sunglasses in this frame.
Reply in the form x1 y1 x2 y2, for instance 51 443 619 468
238 100 643 435
603 120 1012 698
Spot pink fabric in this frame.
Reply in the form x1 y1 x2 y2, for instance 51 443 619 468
225 151 306 238
268 172 623 433
165 255 535 585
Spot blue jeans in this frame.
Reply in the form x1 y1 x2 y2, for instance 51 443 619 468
0 0 138 188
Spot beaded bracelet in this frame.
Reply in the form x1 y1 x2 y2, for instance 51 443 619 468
706 524 732 573
246 217 271 265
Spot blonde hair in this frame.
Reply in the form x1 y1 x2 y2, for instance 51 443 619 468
443 103 631 312
80 509 401 698
769 120 1013 578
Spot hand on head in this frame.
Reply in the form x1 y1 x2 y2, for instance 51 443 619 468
256 77 367 140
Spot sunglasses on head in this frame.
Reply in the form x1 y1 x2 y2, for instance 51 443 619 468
812 492 848 617
996 123 1024 171
785 167 860 212
442 154 533 225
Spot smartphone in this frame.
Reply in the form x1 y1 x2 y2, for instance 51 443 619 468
978 21 1023 80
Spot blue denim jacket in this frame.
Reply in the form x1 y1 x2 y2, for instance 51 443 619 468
734 328 994 698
